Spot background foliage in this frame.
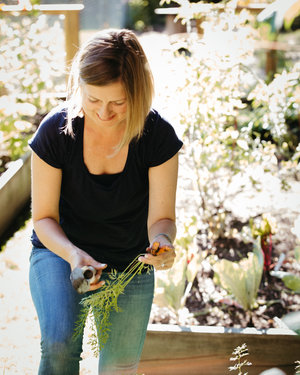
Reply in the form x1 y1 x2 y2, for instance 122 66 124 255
153 0 300 320
0 11 64 173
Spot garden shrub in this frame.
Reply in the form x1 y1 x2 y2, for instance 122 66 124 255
153 0 300 315
0 10 64 171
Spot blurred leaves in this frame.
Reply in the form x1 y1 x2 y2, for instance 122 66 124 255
250 213 277 239
0 12 64 167
257 0 300 34
247 65 300 159
165 3 271 240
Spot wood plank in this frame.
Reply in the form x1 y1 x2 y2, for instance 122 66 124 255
0 152 31 237
139 324 300 375
0 4 84 13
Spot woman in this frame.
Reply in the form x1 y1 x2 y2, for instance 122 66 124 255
29 28 182 375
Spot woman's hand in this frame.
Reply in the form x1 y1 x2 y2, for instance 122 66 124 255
69 247 107 290
138 237 176 271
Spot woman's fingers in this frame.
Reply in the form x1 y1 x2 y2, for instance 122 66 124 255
89 278 106 290
138 249 175 270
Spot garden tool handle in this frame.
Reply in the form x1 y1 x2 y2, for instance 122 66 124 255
70 265 97 294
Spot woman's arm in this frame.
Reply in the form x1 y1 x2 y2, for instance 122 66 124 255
139 153 179 270
31 152 106 289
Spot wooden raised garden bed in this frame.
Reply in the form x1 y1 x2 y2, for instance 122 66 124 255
139 324 300 375
0 151 31 238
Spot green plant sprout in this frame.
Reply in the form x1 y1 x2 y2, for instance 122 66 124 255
228 343 252 375
73 256 152 356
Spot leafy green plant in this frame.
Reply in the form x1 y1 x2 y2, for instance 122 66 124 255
246 64 300 160
228 343 252 375
156 0 299 245
73 257 152 356
213 239 264 311
157 1 287 243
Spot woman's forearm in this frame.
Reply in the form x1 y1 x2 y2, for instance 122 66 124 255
33 217 78 264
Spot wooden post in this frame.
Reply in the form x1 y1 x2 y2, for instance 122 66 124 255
64 10 80 67
266 48 277 79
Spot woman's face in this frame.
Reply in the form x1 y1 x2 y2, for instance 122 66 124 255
81 80 127 130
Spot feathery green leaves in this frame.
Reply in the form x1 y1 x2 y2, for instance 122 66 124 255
73 256 152 356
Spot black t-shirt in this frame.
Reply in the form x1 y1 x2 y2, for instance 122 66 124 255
29 106 183 270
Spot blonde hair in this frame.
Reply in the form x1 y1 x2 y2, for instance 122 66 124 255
65 29 154 150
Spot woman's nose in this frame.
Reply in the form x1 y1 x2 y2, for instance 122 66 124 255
97 104 112 120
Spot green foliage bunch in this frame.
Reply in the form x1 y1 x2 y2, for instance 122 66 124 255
127 0 163 31
159 0 299 238
0 12 64 167
73 257 152 356
246 63 300 160
213 239 264 311
165 2 271 239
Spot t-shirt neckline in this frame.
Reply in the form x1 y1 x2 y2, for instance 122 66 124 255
78 117 132 187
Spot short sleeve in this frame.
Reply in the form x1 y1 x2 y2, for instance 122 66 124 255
143 110 183 168
29 107 68 169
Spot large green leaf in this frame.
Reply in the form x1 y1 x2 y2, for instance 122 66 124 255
213 240 263 311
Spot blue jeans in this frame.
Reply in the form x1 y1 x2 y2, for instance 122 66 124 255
29 247 154 375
